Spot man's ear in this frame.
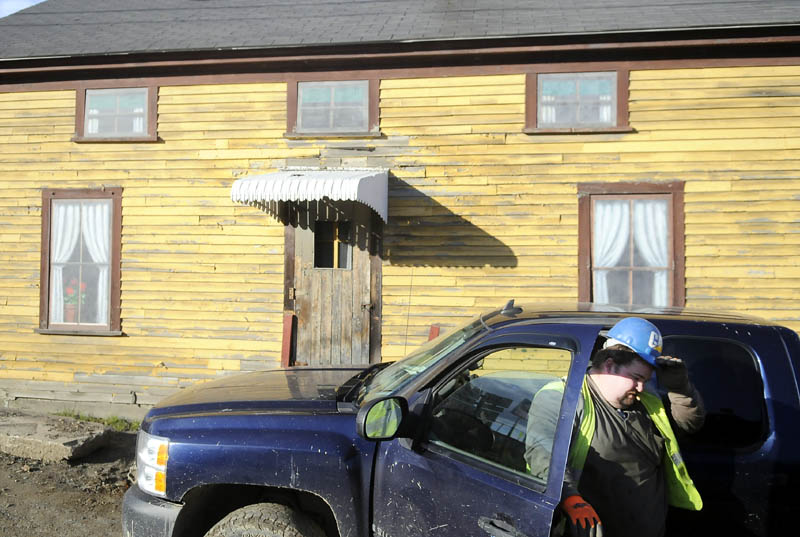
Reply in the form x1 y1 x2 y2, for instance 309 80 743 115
602 358 616 374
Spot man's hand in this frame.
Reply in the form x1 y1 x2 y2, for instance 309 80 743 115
656 355 690 391
560 495 603 537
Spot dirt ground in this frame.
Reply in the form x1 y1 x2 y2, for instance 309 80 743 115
0 431 135 537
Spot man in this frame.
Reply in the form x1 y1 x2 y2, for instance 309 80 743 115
525 317 705 537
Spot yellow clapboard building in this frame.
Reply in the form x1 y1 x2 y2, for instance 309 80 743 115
0 2 798 417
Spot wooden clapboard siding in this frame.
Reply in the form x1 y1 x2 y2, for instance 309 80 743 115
377 66 800 359
1 63 799 412
0 83 291 412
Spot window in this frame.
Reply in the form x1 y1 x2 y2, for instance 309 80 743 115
287 79 379 136
578 182 684 307
525 69 630 133
314 221 352 269
427 346 572 482
39 189 122 334
74 85 157 141
661 337 767 449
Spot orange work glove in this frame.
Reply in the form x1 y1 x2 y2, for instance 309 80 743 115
560 495 603 537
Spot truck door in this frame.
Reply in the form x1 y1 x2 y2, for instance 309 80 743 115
370 324 599 537
654 320 800 537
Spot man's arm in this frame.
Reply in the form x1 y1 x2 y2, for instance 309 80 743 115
524 385 581 497
656 356 706 434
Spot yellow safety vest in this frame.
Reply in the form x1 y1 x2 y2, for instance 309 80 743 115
550 379 703 511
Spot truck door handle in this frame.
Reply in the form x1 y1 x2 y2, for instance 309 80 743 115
478 516 528 537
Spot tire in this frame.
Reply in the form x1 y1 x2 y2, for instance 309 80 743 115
205 502 326 537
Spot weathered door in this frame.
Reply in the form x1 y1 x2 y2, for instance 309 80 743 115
290 201 378 366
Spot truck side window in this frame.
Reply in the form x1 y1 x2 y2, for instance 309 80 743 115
427 346 571 483
662 336 767 449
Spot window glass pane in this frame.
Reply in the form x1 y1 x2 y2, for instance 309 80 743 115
49 198 112 326
580 78 612 96
632 199 669 267
118 92 146 113
591 194 672 306
314 221 334 268
332 107 366 130
336 222 352 269
632 270 656 305
300 85 331 105
541 79 575 97
428 347 572 482
661 337 766 449
297 80 369 132
300 109 331 130
314 221 352 269
333 84 366 104
538 72 616 128
84 88 148 137
87 94 116 114
593 199 630 268
605 270 630 304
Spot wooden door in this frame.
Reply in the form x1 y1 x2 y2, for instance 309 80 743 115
290 201 378 367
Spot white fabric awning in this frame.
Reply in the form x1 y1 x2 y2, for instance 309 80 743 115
231 168 388 222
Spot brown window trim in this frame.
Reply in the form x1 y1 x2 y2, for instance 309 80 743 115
285 77 380 137
72 83 158 142
38 188 123 334
525 68 630 133
577 181 685 307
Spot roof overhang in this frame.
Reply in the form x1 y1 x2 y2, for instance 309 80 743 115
231 168 388 222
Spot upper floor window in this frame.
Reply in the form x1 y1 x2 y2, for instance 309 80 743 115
287 79 379 136
578 182 685 307
39 189 122 334
525 70 630 133
74 85 158 142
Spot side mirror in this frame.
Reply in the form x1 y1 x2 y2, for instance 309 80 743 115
356 396 408 441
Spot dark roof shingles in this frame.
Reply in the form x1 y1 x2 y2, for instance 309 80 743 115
1 0 799 60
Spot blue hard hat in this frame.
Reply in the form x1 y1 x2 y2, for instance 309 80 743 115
605 317 662 367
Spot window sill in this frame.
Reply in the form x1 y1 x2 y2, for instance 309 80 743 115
284 131 383 140
35 328 123 336
72 135 160 143
523 127 636 135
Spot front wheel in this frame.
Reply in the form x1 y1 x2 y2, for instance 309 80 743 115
205 503 325 537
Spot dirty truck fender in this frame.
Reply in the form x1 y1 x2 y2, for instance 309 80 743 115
152 412 377 537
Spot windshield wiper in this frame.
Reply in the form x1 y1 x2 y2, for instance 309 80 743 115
335 362 392 403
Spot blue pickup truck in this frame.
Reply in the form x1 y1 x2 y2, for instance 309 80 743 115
122 303 800 537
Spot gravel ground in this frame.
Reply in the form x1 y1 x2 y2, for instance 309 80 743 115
0 431 135 537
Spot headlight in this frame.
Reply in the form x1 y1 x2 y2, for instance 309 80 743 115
136 430 169 497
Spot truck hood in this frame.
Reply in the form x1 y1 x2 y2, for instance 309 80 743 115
147 367 365 419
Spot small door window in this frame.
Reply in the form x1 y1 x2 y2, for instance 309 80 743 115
427 346 572 483
314 221 352 269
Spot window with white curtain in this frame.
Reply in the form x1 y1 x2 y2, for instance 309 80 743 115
591 195 673 307
40 189 121 332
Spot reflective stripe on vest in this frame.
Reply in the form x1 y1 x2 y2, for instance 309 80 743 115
541 379 703 511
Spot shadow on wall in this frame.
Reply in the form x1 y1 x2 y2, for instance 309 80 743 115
383 176 518 268
236 174 517 267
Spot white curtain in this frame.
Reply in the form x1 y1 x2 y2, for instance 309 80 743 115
592 200 630 304
634 200 669 307
49 202 81 323
82 201 112 324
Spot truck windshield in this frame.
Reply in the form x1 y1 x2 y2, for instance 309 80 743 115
357 316 486 405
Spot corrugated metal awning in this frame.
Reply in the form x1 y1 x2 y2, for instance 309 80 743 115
231 168 388 222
